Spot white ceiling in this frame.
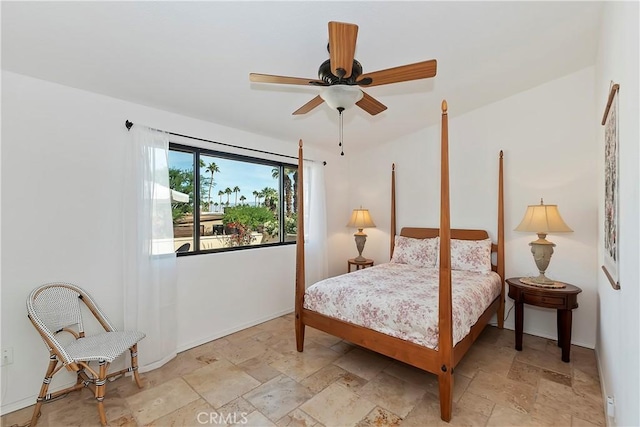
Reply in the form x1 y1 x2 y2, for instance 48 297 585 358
1 1 603 152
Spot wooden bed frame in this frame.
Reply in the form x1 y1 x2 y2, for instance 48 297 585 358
294 100 505 422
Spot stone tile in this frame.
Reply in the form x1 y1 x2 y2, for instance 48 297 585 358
148 398 214 426
383 361 434 387
536 378 605 426
239 355 285 383
141 350 213 388
476 325 515 348
1 405 35 427
486 404 533 426
466 370 537 413
334 348 393 380
225 325 265 343
529 401 573 426
276 408 321 427
182 359 261 408
257 317 293 333
216 337 280 365
402 396 488 427
572 367 602 402
571 346 600 381
243 410 277 427
269 342 341 382
217 396 256 418
455 342 517 378
299 383 376 427
514 346 572 376
125 377 199 425
456 390 495 417
305 327 343 348
572 415 602 426
508 359 572 388
415 371 472 404
355 407 402 426
299 364 351 394
1 314 605 427
330 340 357 355
357 372 427 417
243 374 314 422
520 333 553 352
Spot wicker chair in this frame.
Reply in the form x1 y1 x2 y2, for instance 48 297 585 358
26 283 146 426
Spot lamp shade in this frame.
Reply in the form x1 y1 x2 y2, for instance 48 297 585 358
514 200 573 233
321 85 364 110
347 209 376 229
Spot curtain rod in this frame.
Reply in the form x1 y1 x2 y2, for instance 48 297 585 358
125 120 326 165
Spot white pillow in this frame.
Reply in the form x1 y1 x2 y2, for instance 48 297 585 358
390 236 439 268
450 238 493 273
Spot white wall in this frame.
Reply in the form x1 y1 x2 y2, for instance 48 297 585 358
595 2 640 426
0 71 349 413
349 66 599 348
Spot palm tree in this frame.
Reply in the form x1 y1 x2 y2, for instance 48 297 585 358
262 187 278 211
225 187 232 206
233 186 241 206
253 190 259 206
284 169 294 217
272 167 292 216
214 202 219 212
218 190 224 207
205 162 220 205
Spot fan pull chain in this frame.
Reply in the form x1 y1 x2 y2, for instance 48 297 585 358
338 107 345 156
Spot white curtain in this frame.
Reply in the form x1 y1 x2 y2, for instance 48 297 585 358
123 126 177 371
303 160 328 285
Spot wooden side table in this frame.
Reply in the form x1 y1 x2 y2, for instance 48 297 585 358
348 258 374 272
506 277 582 362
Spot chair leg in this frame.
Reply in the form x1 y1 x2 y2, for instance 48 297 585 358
130 344 143 388
95 361 108 426
30 355 58 427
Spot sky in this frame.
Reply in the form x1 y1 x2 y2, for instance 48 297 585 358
169 150 282 206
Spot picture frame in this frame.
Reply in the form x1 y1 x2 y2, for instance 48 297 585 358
601 82 621 290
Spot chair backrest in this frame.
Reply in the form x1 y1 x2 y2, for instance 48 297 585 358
176 242 191 253
27 283 115 365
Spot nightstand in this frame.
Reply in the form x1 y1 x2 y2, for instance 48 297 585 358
507 277 582 362
348 258 374 272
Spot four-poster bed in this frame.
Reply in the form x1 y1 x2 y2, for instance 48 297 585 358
294 100 505 422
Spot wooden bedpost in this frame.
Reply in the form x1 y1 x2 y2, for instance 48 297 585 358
438 100 454 422
295 139 306 352
497 150 505 329
390 163 396 260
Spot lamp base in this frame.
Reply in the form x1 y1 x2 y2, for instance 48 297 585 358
353 230 368 263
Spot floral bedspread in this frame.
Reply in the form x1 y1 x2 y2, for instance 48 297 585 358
303 263 501 349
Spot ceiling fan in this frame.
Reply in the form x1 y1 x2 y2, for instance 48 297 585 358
249 21 438 117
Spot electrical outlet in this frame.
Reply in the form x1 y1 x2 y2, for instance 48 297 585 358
1 347 14 366
607 396 615 418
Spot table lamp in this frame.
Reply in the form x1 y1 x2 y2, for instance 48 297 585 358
347 208 376 262
514 199 573 285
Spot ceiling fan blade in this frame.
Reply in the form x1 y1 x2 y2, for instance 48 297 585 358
357 59 437 87
356 92 387 116
250 73 327 86
328 21 358 79
292 95 324 115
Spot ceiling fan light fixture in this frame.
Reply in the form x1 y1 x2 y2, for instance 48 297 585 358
320 85 363 111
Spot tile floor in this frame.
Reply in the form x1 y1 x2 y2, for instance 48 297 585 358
2 314 605 426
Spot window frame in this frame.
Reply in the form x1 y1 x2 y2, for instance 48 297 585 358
169 142 298 256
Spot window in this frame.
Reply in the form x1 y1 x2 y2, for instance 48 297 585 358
168 143 298 254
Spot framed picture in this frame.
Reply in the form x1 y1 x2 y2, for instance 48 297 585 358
601 82 620 290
